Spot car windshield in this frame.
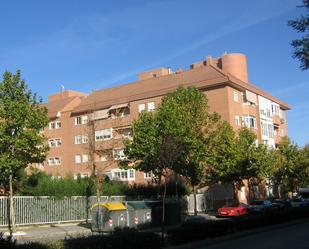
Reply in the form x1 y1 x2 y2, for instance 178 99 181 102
250 200 264 205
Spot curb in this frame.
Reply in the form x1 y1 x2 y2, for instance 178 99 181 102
165 218 309 249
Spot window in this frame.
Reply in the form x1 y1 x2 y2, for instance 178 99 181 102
128 169 135 179
112 169 135 181
74 173 88 179
75 116 82 125
138 104 146 113
113 149 126 161
261 122 268 136
235 115 240 126
144 172 152 179
75 155 81 164
95 128 112 141
48 139 56 147
82 154 89 163
82 135 88 144
55 139 61 147
147 102 156 112
75 135 82 144
82 115 88 124
56 121 61 129
54 157 61 165
49 122 55 130
48 139 62 147
268 124 274 138
243 115 257 129
48 158 55 165
121 128 132 138
233 91 239 102
98 151 112 162
48 157 61 166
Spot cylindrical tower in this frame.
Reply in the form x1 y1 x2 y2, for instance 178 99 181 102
221 53 248 83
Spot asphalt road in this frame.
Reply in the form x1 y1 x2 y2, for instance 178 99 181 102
198 221 309 249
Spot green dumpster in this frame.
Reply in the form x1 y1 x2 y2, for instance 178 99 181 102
126 201 152 227
91 202 127 232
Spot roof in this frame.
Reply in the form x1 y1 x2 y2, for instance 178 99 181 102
72 65 290 114
44 96 85 119
72 65 227 114
91 202 127 211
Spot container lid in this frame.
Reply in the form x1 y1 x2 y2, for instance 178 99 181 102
127 201 150 210
91 202 127 211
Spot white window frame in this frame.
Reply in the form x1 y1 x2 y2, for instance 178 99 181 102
235 115 240 126
112 168 135 181
49 122 55 130
56 121 61 129
138 103 146 113
147 102 156 112
82 115 88 124
54 157 61 165
75 116 82 125
82 135 88 144
144 172 152 179
75 155 81 164
233 91 239 102
95 128 112 141
113 149 126 161
82 154 89 163
75 135 82 144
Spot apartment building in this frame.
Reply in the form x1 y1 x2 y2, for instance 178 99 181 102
39 53 290 183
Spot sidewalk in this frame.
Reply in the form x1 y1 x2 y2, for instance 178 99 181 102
0 223 93 244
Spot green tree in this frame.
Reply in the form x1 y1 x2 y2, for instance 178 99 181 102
271 137 301 196
124 86 220 218
207 127 268 202
0 71 49 233
155 86 220 215
288 0 309 70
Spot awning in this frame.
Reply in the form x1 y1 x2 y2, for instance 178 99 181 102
92 109 109 120
245 90 257 105
108 103 129 111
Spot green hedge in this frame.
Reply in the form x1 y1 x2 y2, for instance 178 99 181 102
17 170 190 198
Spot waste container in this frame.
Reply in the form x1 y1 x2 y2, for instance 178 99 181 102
91 202 127 232
126 201 152 227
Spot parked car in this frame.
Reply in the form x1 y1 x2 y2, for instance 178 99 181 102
290 197 309 208
271 199 292 210
217 202 248 217
248 200 272 214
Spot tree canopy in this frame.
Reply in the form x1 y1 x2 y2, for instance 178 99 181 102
0 71 49 189
288 0 309 70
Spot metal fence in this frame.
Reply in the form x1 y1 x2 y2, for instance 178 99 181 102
0 196 125 227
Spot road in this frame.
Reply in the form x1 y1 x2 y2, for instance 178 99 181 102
198 221 309 249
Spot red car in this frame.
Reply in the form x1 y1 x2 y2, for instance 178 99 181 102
217 202 248 217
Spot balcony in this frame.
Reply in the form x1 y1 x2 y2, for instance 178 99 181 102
272 115 281 125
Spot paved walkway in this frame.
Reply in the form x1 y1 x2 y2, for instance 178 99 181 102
1 223 93 243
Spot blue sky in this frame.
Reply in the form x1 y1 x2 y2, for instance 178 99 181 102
0 0 308 146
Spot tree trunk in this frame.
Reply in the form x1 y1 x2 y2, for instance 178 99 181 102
162 180 167 224
161 179 167 242
175 173 178 199
9 174 16 234
96 175 101 204
193 185 197 216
